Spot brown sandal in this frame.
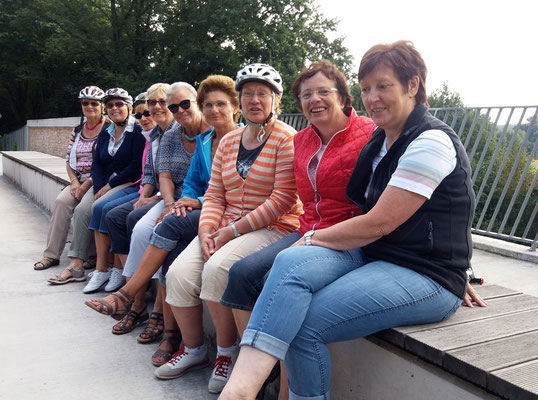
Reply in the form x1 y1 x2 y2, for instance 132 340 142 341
137 312 164 344
112 309 149 335
151 330 181 367
34 257 60 271
84 288 133 320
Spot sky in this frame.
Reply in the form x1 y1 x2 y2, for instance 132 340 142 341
315 0 538 108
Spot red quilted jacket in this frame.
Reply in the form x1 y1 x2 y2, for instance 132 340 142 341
293 108 376 234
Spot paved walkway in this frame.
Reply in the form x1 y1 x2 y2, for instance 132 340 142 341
1 168 537 399
0 176 215 400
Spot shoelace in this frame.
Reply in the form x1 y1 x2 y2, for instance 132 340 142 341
168 345 188 366
212 355 232 377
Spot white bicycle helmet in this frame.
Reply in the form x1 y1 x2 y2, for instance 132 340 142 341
235 63 283 95
133 92 147 107
78 86 105 100
102 88 133 105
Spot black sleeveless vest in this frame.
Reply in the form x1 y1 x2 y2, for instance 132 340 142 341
346 104 475 298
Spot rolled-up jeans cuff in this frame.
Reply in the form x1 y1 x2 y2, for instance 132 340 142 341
289 390 329 400
149 231 177 252
240 329 288 361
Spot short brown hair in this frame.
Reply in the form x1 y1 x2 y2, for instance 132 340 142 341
197 75 240 122
291 60 353 113
358 40 428 105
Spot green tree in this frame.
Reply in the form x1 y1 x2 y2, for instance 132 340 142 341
0 0 352 132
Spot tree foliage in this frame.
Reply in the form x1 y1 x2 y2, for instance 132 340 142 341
0 0 353 132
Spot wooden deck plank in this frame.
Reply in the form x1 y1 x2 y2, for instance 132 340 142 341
397 294 538 334
443 330 538 387
403 309 538 366
489 359 538 399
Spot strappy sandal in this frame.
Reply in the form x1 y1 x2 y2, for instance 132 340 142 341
112 309 149 335
34 257 60 271
82 257 97 270
48 266 86 284
151 330 181 367
84 288 133 320
137 312 164 344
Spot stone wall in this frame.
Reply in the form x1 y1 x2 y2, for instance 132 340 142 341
27 117 81 158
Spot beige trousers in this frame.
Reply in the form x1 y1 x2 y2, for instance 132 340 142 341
165 227 285 307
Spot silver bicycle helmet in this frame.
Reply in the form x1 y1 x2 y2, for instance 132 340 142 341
78 86 105 100
235 63 283 95
133 92 147 107
102 88 133 105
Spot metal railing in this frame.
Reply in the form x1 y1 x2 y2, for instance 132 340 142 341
280 106 538 250
4 107 536 249
0 125 27 151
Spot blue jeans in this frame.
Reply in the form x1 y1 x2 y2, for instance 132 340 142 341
149 209 201 285
241 245 462 400
106 199 158 254
221 231 301 310
88 186 139 233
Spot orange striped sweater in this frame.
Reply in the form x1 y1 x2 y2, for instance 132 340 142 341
200 120 302 233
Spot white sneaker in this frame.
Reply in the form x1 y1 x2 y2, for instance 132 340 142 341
207 352 238 394
104 267 125 292
83 269 111 293
154 345 210 380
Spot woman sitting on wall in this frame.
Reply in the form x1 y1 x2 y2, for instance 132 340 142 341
34 86 107 271
48 88 145 286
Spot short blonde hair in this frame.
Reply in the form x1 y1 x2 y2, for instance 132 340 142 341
146 83 170 101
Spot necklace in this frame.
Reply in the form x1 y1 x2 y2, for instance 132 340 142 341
183 131 197 142
85 117 103 131
183 117 203 142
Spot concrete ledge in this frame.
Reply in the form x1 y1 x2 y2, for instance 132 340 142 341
27 117 81 128
472 234 538 264
1 151 68 213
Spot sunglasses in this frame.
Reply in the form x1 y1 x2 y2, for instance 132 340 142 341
106 101 126 109
147 99 167 108
134 110 151 119
81 100 100 107
167 99 194 113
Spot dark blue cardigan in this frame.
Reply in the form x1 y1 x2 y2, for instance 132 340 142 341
91 119 145 193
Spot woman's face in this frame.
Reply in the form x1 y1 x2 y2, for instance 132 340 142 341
201 90 237 129
105 99 130 123
359 64 418 135
168 88 200 131
299 71 344 127
81 99 103 120
147 91 172 127
240 82 276 124
134 104 156 131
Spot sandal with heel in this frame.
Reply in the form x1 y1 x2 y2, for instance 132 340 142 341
138 312 164 344
151 330 181 367
112 309 149 335
84 288 133 320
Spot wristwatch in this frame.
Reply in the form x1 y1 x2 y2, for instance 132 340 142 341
229 221 241 238
304 230 315 246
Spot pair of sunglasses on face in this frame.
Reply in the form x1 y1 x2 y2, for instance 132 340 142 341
167 99 194 113
81 100 100 107
134 110 151 119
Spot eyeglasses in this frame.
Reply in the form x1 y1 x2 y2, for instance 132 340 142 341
106 101 126 109
242 91 272 100
167 99 194 113
147 99 167 108
202 100 230 111
134 110 151 119
81 100 100 107
298 88 339 101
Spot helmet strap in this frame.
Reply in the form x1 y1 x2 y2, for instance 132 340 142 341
240 92 275 141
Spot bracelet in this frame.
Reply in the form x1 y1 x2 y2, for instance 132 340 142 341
164 202 175 207
70 178 77 182
229 221 241 238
